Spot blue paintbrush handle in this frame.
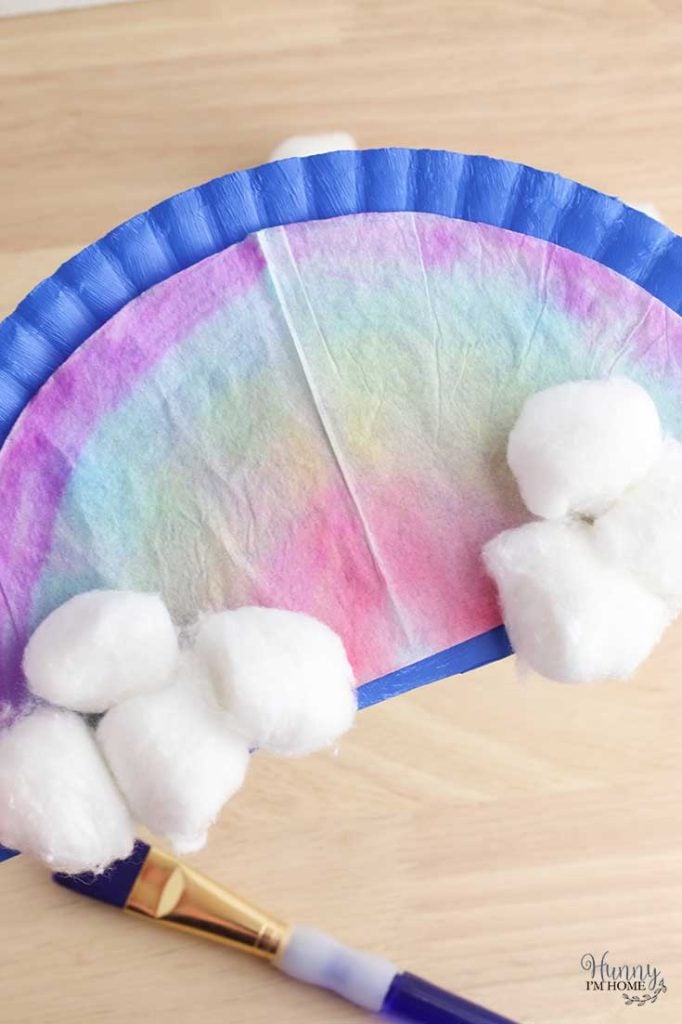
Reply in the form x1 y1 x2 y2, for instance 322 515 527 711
278 926 520 1023
382 972 520 1024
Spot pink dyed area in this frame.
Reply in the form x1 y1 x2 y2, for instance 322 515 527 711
0 238 266 697
413 215 469 269
258 483 408 682
359 475 519 656
256 473 522 684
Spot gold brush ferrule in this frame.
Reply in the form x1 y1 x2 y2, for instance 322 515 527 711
125 846 290 960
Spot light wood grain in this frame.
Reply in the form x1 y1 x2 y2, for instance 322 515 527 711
1 2 682 1022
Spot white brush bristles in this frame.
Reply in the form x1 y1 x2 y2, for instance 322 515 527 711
507 377 662 519
23 590 178 713
97 655 249 855
195 607 357 755
0 706 135 873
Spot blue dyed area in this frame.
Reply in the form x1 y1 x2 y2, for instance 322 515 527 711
0 845 19 863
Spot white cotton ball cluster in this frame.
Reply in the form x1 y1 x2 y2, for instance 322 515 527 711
269 132 357 161
0 706 134 874
195 607 357 756
485 377 682 684
8 587 357 872
594 438 682 611
97 654 249 855
23 590 178 713
484 520 671 684
507 378 662 519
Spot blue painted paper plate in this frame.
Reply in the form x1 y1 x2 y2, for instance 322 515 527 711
1 149 680 863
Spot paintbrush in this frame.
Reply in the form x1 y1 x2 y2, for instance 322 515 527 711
54 840 519 1024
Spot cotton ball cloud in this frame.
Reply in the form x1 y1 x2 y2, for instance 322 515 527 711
0 706 134 874
23 590 179 714
484 519 671 684
269 132 356 161
195 607 357 756
594 437 682 611
97 656 249 854
507 378 662 519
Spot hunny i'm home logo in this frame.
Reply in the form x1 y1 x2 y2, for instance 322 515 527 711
581 952 667 1006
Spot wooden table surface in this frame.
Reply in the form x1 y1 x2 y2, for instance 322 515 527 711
1 3 682 1022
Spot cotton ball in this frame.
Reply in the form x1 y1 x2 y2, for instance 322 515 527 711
97 656 249 854
483 519 671 683
23 590 179 714
0 706 134 874
195 607 357 756
269 132 356 161
507 378 662 519
593 437 682 610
